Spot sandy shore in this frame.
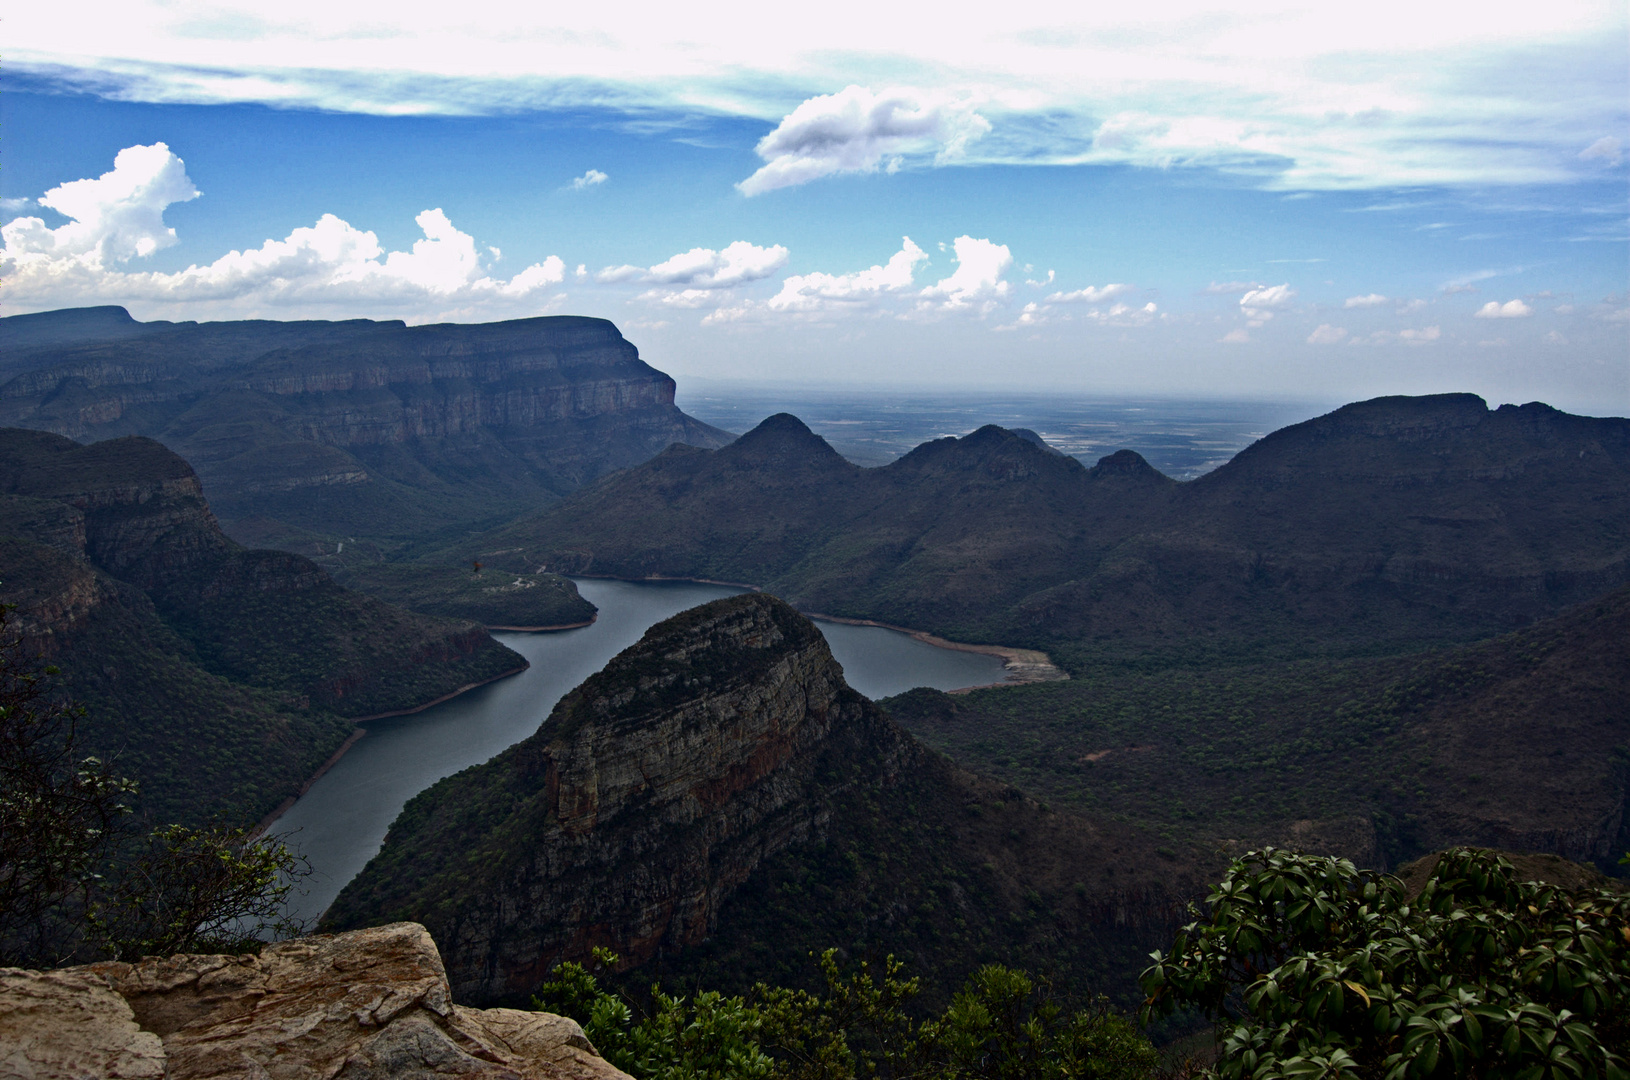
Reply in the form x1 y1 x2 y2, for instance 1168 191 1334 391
802 612 1069 688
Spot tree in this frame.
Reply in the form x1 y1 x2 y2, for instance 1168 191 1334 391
0 595 308 967
1140 847 1629 1080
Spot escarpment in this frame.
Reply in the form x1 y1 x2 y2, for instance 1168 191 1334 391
0 309 732 544
325 594 1201 1007
0 426 525 825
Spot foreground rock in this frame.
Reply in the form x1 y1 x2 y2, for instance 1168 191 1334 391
0 923 629 1080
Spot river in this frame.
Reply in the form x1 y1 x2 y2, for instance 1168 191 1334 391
272 578 1007 923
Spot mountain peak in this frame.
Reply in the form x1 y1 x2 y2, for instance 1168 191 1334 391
1090 448 1167 481
726 413 852 469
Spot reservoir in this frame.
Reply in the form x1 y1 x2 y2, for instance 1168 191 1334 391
273 578 1007 923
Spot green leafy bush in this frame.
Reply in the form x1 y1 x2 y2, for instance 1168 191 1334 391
1141 848 1628 1080
534 946 1160 1080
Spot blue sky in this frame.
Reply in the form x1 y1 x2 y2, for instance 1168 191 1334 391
4 2 1626 412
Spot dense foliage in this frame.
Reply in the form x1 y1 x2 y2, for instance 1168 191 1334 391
0 597 309 966
331 562 596 628
536 947 1163 1080
1141 848 1629 1080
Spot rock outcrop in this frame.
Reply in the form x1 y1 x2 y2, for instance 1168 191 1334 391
0 309 732 544
0 923 630 1080
325 594 1197 1006
0 426 524 828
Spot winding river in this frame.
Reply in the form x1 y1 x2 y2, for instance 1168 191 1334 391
272 578 1007 923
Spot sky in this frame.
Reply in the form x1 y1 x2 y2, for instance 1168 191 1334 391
3 1 1627 413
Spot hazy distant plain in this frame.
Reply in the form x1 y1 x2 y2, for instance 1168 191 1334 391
676 384 1335 479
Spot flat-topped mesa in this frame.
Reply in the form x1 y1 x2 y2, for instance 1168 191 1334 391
324 593 920 1002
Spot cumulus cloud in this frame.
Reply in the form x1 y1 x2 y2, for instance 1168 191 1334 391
1396 298 1428 314
645 241 789 288
767 237 927 312
2 144 566 317
1204 280 1258 294
1579 137 1622 166
1474 299 1532 318
1307 323 1347 344
918 235 1012 312
1399 325 1441 343
571 169 608 189
1239 283 1295 325
1221 328 1251 343
1343 293 1387 308
738 86 989 195
1046 283 1130 304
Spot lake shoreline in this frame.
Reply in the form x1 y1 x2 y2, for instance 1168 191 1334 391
803 612 1068 686
256 661 531 836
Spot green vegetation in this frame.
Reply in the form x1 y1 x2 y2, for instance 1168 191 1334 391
536 946 1162 1080
883 585 1630 872
0 598 308 966
1142 848 1628 1080
329 561 596 627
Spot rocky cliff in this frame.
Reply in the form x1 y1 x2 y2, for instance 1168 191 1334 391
0 426 525 826
325 594 1200 1007
0 309 731 546
0 922 629 1080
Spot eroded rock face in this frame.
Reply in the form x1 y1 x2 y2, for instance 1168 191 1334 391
326 594 921 1002
0 923 629 1080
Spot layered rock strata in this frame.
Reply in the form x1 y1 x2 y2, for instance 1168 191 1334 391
0 922 629 1080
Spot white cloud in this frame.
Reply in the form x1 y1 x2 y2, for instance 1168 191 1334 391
1307 323 1347 344
646 241 789 288
1 144 565 318
1395 299 1428 314
767 237 927 312
918 235 1012 312
1046 283 1130 304
7 4 1623 192
2 142 199 265
1399 325 1441 343
1579 137 1622 165
1343 293 1387 308
1204 281 1257 294
738 86 989 195
1474 299 1533 318
1240 283 1296 309
1240 282 1295 325
1546 330 1568 343
571 169 608 189
1221 328 1251 343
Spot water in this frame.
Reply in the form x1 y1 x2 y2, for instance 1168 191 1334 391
271 578 1006 923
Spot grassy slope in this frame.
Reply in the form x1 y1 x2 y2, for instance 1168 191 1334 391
329 563 596 628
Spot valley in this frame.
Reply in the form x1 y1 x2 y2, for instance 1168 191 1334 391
1 306 1626 1053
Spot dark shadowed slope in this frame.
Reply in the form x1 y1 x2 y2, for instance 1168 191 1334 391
325 594 1201 1007
0 309 731 548
464 396 1630 667
0 427 525 825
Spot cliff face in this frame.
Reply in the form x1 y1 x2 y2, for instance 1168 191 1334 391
0 310 731 545
0 923 630 1080
0 426 525 826
326 594 1200 1007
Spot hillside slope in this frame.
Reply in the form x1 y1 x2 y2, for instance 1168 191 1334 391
468 397 1629 668
0 308 731 548
324 594 1205 1007
0 427 525 825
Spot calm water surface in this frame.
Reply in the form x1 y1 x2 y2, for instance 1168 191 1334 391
273 578 1005 922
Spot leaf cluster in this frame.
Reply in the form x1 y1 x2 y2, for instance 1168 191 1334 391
534 947 1161 1080
1141 848 1629 1079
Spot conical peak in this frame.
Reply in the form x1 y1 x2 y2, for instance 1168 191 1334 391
727 413 850 467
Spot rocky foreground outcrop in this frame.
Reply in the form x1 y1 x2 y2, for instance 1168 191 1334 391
0 923 629 1080
326 593 1198 1006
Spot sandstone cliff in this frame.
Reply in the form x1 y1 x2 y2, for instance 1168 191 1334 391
0 922 630 1080
325 594 1200 1007
0 426 525 826
0 309 731 546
